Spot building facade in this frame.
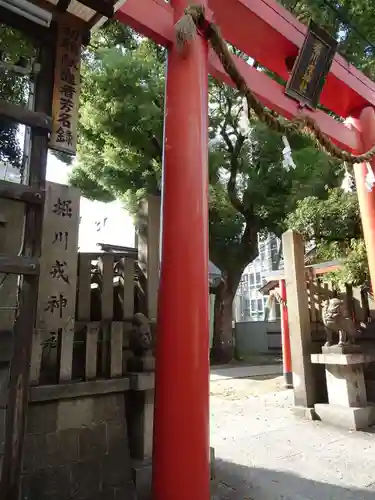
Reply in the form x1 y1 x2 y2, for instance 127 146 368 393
234 233 283 322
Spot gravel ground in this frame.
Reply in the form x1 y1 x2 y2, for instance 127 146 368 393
210 375 375 500
210 375 285 400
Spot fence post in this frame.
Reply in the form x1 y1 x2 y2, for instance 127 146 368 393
282 230 315 407
137 195 160 321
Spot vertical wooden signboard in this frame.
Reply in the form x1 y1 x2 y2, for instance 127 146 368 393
49 14 82 155
285 20 338 109
30 182 80 384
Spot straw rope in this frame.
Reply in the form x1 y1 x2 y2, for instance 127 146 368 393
175 5 375 165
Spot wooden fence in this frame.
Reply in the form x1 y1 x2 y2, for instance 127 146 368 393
77 252 136 322
32 250 142 385
306 276 372 336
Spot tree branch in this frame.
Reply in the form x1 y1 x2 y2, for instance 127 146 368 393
226 133 246 215
238 219 259 264
219 93 248 215
150 134 162 158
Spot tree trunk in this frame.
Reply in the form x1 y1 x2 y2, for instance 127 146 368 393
211 270 242 364
209 218 258 364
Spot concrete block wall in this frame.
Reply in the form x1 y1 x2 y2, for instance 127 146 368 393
235 320 281 357
21 393 136 500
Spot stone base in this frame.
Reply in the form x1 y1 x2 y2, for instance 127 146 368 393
314 403 375 431
132 447 216 500
284 371 293 389
290 406 317 421
21 392 136 500
132 459 152 500
210 446 216 480
127 355 155 373
322 344 362 355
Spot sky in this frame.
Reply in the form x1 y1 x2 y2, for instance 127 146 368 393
46 153 135 252
1 125 135 253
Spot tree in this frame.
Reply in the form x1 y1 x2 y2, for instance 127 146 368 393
286 188 369 287
70 25 164 209
278 0 375 289
0 25 36 170
70 22 343 362
280 0 375 79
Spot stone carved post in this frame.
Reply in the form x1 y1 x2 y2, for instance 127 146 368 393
282 230 315 407
30 182 80 384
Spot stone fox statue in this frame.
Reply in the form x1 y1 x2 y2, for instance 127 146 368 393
322 298 356 347
129 312 152 357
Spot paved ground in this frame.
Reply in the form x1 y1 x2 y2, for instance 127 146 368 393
210 374 375 500
210 364 282 382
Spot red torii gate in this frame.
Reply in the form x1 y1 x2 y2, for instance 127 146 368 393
114 1 375 499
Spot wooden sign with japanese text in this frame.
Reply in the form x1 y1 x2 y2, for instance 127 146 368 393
50 14 82 155
285 20 338 109
30 182 80 384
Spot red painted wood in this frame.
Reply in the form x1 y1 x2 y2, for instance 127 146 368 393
112 0 375 497
209 0 375 117
151 0 210 498
280 279 292 387
208 50 359 152
115 0 360 151
351 108 375 293
115 0 173 46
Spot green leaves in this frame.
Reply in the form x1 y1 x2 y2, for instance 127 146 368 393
286 188 367 286
0 25 36 169
280 0 375 78
72 21 342 276
71 12 372 289
286 188 361 241
71 27 164 206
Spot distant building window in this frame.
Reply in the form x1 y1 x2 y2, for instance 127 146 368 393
275 302 281 319
239 274 249 293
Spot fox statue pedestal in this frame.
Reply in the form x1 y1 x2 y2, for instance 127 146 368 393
311 349 375 430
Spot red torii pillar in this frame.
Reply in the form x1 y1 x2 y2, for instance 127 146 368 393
352 108 375 292
152 0 210 499
279 279 292 389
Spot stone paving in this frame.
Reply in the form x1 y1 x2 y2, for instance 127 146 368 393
210 376 375 500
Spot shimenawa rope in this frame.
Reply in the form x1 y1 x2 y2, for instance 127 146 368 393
175 5 375 165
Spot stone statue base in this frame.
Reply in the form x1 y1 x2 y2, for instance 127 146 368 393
127 354 155 373
314 404 375 431
322 344 362 355
311 352 375 430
